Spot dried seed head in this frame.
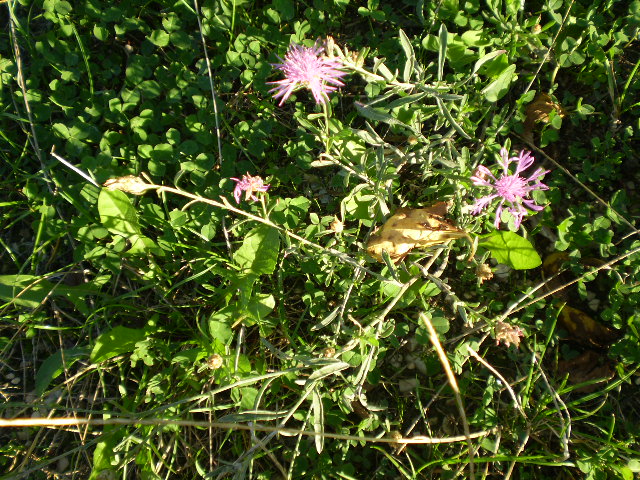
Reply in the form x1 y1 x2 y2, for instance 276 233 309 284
323 347 336 358
207 354 224 370
494 321 525 348
330 218 344 234
476 263 494 284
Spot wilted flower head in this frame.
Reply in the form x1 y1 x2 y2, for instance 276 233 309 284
231 173 270 204
476 263 494 284
103 175 153 195
471 148 549 229
268 41 347 106
494 321 525 348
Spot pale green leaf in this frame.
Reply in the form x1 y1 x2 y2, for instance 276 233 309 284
482 64 517 102
233 225 280 276
90 326 147 363
35 348 89 396
480 231 542 270
98 189 141 236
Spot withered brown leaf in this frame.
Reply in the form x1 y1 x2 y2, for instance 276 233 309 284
543 252 621 349
523 92 568 143
557 350 615 394
366 202 470 263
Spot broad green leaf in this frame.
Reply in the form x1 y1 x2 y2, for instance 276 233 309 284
246 293 275 323
271 197 311 229
98 189 141 236
240 387 259 410
88 429 123 480
0 274 99 314
273 0 294 20
148 30 169 47
233 225 280 276
480 231 542 270
209 306 235 343
470 50 506 77
35 347 89 396
90 326 147 363
482 64 517 102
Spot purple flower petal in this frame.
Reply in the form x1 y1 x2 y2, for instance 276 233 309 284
470 149 549 229
268 41 348 106
231 174 270 204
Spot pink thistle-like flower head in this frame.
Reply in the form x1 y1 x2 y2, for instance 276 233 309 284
470 148 549 229
231 173 270 204
268 41 347 106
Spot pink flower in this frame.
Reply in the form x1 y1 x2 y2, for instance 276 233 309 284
471 148 549 229
268 42 347 106
231 174 270 204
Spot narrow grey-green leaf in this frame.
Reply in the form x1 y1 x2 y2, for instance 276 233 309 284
312 306 340 331
435 97 471 139
480 231 542 270
354 102 414 133
312 386 325 454
398 29 415 83
307 361 351 382
0 274 99 313
437 24 448 82
387 92 429 109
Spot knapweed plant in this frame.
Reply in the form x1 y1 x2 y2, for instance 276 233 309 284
1 1 639 479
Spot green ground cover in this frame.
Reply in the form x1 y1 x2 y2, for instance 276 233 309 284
1 0 639 478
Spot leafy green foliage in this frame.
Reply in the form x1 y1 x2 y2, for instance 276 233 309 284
1 0 639 478
480 231 542 269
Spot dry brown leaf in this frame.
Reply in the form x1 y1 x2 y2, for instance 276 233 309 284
523 92 568 143
543 252 621 348
558 304 621 349
366 202 470 263
557 350 615 394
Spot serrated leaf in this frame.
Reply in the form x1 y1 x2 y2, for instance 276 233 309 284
480 231 542 270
